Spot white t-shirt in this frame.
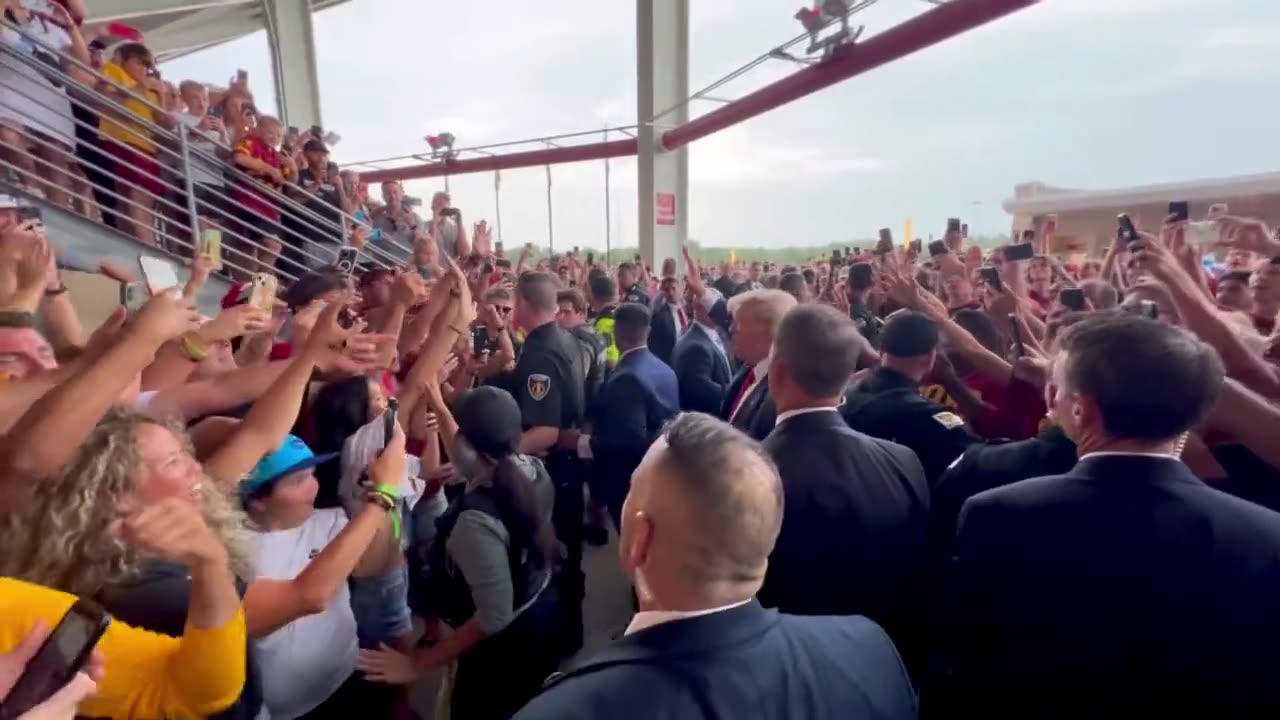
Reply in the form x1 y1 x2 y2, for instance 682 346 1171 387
252 508 357 720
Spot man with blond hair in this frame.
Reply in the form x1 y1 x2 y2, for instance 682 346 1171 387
720 289 797 440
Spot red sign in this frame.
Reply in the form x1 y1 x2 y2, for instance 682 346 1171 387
656 192 676 226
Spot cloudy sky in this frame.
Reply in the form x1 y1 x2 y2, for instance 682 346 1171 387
163 0 1280 250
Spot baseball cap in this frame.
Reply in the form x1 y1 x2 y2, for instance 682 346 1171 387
302 138 329 154
241 435 337 498
453 387 522 458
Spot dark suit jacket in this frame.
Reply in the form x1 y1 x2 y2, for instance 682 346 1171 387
672 323 732 415
928 426 1077 583
761 409 931 678
712 275 736 298
647 299 680 366
588 347 679 525
720 366 776 441
929 454 1280 716
513 601 916 720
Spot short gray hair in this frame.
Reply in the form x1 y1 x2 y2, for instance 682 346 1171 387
728 289 797 332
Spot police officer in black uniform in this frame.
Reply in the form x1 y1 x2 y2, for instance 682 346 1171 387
842 310 977 486
618 261 651 306
504 271 587 652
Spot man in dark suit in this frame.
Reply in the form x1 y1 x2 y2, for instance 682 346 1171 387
647 275 686 366
515 413 916 720
930 315 1280 716
672 287 732 414
720 289 797 441
712 262 738 298
761 304 930 679
560 303 678 528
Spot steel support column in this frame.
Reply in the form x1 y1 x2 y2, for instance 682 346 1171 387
262 0 322 129
636 0 689 271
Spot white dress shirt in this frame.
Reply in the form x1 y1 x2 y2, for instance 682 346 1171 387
774 406 839 427
625 598 753 636
1078 451 1179 461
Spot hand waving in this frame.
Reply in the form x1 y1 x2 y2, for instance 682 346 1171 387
117 498 228 570
132 290 202 345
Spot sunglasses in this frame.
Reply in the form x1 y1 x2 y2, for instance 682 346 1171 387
494 305 513 315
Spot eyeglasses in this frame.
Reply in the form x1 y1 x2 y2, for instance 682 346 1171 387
495 305 513 315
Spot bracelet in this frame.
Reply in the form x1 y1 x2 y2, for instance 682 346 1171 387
368 485 401 540
44 284 68 297
0 311 37 328
447 325 467 335
179 332 209 362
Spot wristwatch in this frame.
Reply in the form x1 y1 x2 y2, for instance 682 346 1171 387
44 284 68 297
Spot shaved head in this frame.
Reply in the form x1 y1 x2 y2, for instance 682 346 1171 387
620 412 783 609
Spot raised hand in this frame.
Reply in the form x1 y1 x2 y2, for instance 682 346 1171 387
304 301 350 354
117 498 228 570
183 254 215 300
473 220 493 256
132 289 202 344
14 239 50 296
391 271 425 308
197 304 270 343
1213 216 1280 256
368 423 407 492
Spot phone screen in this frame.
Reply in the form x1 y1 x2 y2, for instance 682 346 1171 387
980 267 1002 293
383 398 399 448
0 600 111 720
1004 242 1035 262
1060 287 1086 312
138 256 182 295
1117 213 1138 243
200 228 223 268
1168 201 1190 223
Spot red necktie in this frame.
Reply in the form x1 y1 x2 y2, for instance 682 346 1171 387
676 306 688 332
729 368 756 420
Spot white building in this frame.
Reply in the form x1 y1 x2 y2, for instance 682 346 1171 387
1004 172 1280 257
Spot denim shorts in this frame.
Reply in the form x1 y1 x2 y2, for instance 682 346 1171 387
349 564 413 648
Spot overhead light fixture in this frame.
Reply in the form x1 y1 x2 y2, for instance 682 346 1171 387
425 132 457 160
795 0 862 57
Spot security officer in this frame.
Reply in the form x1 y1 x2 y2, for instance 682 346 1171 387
618 261 651 306
846 262 883 349
588 274 621 367
842 310 977 486
505 271 587 653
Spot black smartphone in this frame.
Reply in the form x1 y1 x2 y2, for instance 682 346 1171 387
947 217 961 234
495 258 512 269
849 262 874 290
472 327 491 356
979 267 1002 293
1008 313 1025 358
961 223 969 239
383 397 399 447
1004 242 1035 262
928 240 948 257
878 227 893 248
1117 213 1139 243
1168 201 1189 223
494 241 504 255
335 247 359 275
0 599 111 720
910 238 922 254
1060 287 1086 312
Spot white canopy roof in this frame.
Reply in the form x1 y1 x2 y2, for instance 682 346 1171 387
1003 171 1280 216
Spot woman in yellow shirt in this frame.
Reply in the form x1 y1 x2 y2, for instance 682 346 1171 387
0 499 246 719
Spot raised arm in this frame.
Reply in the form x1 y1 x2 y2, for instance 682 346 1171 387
0 293 199 510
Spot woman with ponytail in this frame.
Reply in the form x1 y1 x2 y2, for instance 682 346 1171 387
356 384 562 720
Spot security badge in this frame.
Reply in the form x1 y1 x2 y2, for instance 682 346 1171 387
528 374 551 401
933 411 965 430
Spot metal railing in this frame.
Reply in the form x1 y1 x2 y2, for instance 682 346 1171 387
0 18 414 286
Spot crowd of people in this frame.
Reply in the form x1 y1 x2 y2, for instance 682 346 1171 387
3 171 1280 719
0 0 458 282
3 2 1280 720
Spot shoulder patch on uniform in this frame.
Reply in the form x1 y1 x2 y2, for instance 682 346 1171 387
527 373 551 401
933 411 965 429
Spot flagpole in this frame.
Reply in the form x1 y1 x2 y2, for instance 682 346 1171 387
545 164 554 255
494 170 503 245
603 127 612 262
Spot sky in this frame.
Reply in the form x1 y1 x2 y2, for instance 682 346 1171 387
162 0 1280 250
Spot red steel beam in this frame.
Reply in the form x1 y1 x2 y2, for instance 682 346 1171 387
662 0 1037 150
360 0 1035 183
362 138 638 183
